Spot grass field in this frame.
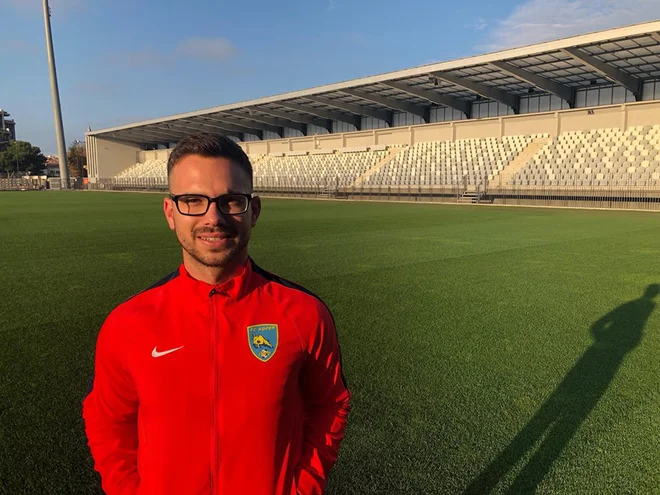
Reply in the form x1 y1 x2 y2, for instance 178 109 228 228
1 191 659 494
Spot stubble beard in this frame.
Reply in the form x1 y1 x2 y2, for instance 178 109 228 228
177 229 249 269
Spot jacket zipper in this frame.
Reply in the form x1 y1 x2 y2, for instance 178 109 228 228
209 289 219 495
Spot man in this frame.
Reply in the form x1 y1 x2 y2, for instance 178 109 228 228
83 133 351 495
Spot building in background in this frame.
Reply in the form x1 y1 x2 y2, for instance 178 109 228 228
45 155 60 177
0 109 16 150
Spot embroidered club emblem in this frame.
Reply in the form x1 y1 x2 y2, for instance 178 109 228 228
247 324 278 362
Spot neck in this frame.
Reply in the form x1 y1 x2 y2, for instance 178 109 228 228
183 250 248 285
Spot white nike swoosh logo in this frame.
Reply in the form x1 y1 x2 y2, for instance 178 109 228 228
151 345 184 358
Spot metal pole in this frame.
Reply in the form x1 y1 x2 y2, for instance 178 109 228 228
43 0 70 189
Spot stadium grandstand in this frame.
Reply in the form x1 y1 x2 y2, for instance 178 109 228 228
86 21 660 209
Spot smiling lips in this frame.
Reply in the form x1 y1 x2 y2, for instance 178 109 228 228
198 234 232 244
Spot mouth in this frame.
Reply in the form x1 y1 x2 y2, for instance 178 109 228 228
197 234 232 246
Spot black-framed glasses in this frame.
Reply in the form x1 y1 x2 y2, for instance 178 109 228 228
169 193 253 216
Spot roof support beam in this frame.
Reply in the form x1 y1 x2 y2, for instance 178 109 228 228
207 113 282 136
105 134 150 145
130 127 191 142
253 107 330 132
199 115 265 137
233 111 306 133
380 80 469 116
560 47 642 100
305 95 393 125
186 116 261 141
431 71 520 113
490 60 576 107
165 120 234 136
162 120 243 139
277 101 361 129
340 88 429 122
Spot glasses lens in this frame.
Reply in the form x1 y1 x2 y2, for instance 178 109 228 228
176 195 209 215
219 194 249 214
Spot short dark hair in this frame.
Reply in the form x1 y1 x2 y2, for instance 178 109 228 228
167 133 253 189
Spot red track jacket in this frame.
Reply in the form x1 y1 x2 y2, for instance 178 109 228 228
82 258 351 495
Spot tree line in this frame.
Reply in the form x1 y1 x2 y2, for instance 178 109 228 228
0 140 87 178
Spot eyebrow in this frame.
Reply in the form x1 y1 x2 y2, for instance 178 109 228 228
174 190 247 196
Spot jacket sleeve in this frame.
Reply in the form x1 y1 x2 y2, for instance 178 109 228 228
82 311 140 495
296 303 351 495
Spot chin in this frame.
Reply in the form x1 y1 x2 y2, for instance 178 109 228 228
200 249 241 269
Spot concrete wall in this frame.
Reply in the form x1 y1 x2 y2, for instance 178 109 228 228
91 100 660 179
503 112 557 137
376 128 411 146
89 137 142 179
291 137 315 151
317 134 344 149
239 100 660 156
627 101 660 127
244 141 268 155
345 131 376 148
455 118 502 140
411 124 452 143
559 106 624 133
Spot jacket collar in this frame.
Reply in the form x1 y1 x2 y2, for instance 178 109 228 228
177 257 253 301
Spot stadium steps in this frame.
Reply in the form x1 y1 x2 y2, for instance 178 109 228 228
351 146 407 187
497 137 551 186
250 155 268 166
457 190 493 204
457 191 478 203
253 154 273 169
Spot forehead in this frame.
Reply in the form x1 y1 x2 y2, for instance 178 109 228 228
169 154 250 194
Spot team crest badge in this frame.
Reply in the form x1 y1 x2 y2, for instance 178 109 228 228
247 324 278 362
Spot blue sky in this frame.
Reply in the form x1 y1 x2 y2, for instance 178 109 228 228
2 0 660 154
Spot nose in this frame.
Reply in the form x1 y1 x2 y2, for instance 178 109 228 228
203 199 225 223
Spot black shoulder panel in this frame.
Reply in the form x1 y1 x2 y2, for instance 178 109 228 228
252 261 324 304
123 269 180 304
251 260 348 388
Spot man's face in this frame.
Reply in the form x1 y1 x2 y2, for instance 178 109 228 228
163 154 261 271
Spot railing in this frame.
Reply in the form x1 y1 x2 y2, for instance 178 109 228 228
84 175 660 211
92 177 168 192
486 172 660 210
0 179 35 191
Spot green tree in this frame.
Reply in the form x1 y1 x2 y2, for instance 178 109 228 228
67 140 86 178
0 141 46 177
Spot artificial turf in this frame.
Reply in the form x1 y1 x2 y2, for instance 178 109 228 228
0 190 658 494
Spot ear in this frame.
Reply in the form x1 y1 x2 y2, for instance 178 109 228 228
250 195 261 228
164 196 176 231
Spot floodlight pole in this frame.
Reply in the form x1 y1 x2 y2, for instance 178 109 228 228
43 0 70 189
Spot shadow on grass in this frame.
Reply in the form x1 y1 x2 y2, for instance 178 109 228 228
464 284 658 494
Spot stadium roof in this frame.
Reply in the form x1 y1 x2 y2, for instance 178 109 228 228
89 20 660 144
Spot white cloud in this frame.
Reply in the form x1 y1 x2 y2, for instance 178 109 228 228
472 18 488 31
107 38 237 70
107 38 236 69
176 38 236 62
482 0 660 51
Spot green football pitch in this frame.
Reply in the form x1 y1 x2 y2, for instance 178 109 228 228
1 191 658 494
